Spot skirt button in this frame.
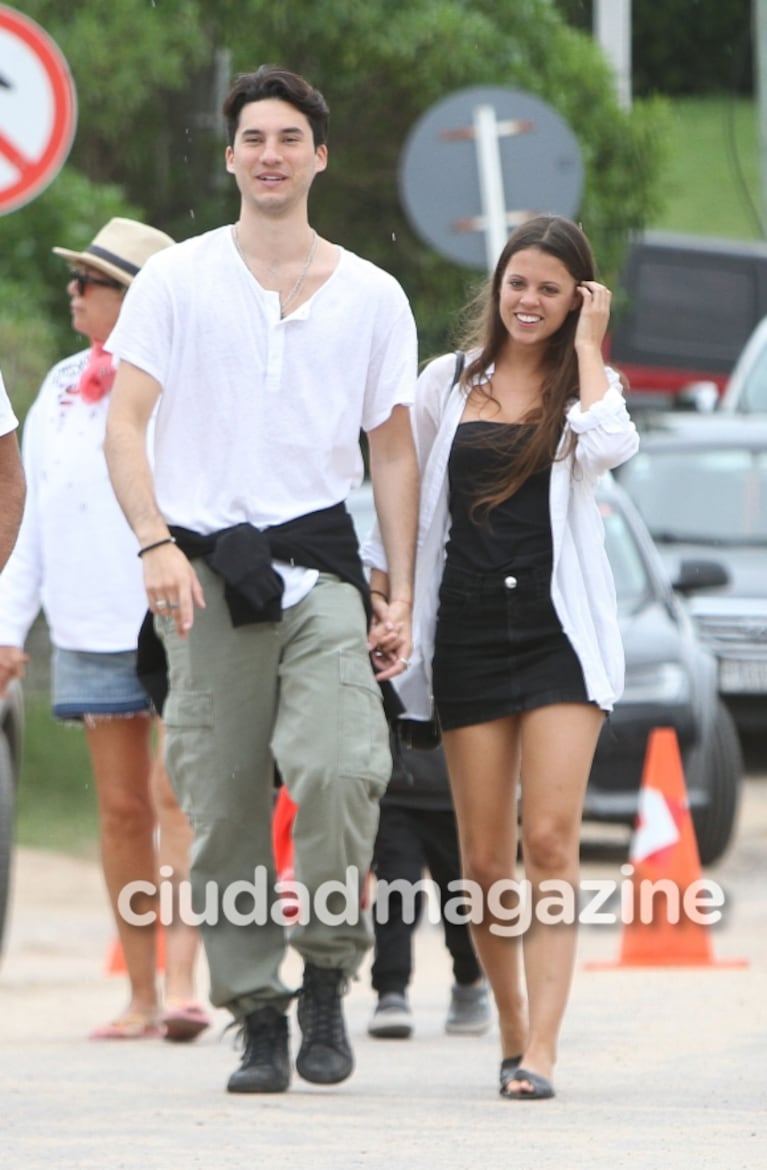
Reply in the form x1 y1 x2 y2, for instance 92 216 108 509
504 575 518 589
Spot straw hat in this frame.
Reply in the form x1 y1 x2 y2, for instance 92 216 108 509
52 217 175 285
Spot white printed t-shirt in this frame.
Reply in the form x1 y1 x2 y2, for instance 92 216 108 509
0 351 149 651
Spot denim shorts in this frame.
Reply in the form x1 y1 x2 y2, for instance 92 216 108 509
52 648 151 721
433 560 590 730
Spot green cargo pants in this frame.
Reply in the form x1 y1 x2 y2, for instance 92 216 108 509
159 564 391 1018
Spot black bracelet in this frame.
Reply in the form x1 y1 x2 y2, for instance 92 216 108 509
137 536 177 559
370 588 389 603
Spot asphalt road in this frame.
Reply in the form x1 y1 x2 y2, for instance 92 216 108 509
1 762 766 1170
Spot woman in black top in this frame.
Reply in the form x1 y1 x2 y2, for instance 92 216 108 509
370 216 638 1100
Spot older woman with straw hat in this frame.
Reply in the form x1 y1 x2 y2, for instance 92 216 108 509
0 219 210 1042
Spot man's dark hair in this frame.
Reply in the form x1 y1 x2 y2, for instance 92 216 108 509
223 65 330 148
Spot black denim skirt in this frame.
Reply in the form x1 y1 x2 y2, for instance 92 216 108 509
433 560 590 731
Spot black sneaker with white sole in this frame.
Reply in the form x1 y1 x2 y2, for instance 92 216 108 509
296 963 354 1084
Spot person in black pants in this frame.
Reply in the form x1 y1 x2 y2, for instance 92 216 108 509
368 733 490 1039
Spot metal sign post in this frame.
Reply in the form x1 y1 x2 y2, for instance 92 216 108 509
473 105 510 272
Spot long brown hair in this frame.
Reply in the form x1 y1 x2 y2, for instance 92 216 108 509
456 215 597 517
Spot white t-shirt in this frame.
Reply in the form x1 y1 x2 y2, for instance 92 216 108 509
0 371 19 436
107 226 418 534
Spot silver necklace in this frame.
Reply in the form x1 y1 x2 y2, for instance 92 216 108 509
232 224 318 318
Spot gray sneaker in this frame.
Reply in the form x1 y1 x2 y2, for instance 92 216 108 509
445 980 492 1035
367 992 413 1039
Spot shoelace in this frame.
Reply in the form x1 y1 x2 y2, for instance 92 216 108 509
227 1009 283 1063
299 968 348 1048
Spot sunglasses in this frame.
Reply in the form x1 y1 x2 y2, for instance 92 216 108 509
69 269 125 295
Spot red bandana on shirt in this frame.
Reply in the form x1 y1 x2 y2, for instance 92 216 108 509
76 342 116 403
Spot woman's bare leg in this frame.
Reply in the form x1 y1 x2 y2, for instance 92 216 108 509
442 717 528 1061
151 721 202 1006
514 703 605 1091
85 714 159 1023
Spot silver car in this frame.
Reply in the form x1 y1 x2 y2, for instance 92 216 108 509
616 412 767 737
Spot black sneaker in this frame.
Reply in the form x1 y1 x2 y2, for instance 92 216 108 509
226 1005 291 1094
296 963 354 1085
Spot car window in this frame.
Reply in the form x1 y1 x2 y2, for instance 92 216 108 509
619 448 767 543
600 501 650 612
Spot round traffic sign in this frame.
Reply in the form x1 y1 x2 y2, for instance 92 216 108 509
0 5 77 215
399 86 583 271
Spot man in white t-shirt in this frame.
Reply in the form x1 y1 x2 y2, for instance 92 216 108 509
105 66 419 1096
0 371 25 570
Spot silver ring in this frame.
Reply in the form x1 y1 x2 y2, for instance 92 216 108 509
398 657 410 668
167 603 181 610
156 600 169 609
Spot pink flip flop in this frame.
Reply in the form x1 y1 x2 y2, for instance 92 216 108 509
89 1013 163 1040
161 1001 211 1043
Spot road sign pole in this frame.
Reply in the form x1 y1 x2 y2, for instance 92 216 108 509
594 0 632 110
473 104 508 272
757 0 767 237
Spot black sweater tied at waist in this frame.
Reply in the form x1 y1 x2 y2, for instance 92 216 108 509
171 501 370 626
135 502 401 719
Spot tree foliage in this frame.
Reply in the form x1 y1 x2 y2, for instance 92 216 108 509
554 0 753 97
3 0 666 406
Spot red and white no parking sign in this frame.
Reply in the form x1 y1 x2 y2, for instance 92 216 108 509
0 5 77 215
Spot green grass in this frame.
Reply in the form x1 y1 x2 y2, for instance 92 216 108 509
651 97 763 240
15 695 100 859
12 97 766 858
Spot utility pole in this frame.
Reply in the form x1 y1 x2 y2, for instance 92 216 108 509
756 0 767 235
594 0 632 110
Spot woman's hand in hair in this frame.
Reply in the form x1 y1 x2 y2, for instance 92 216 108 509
574 280 611 352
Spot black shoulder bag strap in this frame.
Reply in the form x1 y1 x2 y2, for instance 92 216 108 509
451 350 465 394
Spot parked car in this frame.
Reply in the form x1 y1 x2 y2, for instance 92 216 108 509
348 477 742 866
614 412 767 740
0 679 23 956
718 313 767 412
608 231 767 410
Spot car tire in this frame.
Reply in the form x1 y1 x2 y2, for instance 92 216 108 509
691 700 742 867
0 734 15 956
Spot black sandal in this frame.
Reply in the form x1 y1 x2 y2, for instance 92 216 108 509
500 1066 555 1101
499 1055 522 1094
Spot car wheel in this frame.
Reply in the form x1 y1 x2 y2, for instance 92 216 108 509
0 734 15 955
691 700 742 867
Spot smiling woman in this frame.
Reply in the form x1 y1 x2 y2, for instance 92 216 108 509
363 214 638 1102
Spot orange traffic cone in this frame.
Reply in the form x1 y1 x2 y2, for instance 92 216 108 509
106 925 166 975
588 727 747 970
271 786 373 915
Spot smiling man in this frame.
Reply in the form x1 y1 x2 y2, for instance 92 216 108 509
104 65 419 1097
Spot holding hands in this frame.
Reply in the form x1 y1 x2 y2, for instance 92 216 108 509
367 591 413 681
